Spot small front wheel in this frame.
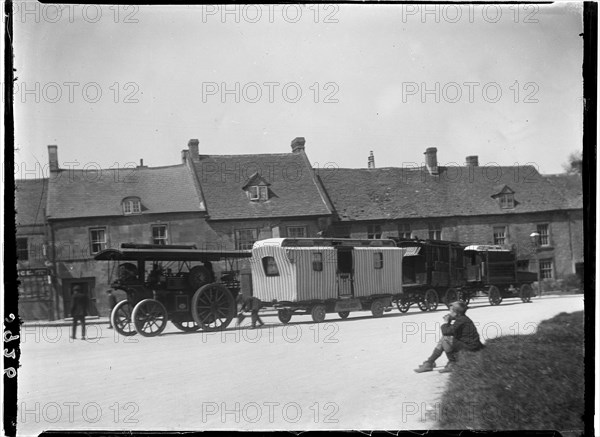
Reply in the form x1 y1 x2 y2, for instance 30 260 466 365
520 284 533 303
338 311 350 319
489 286 502 306
278 309 293 324
371 300 384 318
311 305 327 323
111 300 137 337
132 299 168 337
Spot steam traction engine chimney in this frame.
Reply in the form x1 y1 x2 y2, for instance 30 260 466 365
424 147 438 175
48 145 59 172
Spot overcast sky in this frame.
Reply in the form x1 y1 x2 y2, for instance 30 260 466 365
13 3 583 177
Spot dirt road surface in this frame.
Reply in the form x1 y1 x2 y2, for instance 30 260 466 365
15 294 583 434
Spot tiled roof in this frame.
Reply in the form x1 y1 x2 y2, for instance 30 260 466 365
47 164 203 219
317 165 576 221
192 153 332 220
15 179 48 227
544 174 584 210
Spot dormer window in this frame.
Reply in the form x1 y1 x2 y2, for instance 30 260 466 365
499 193 514 209
243 172 272 202
491 185 516 209
249 185 268 201
122 197 141 215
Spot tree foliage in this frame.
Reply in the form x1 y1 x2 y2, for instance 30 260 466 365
562 150 582 174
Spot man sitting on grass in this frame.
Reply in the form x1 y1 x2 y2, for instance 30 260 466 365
414 301 484 373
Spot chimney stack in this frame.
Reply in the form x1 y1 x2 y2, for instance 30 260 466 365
466 155 479 167
188 139 200 162
424 147 438 175
291 137 306 153
181 150 189 164
368 151 375 169
138 158 147 169
48 145 59 172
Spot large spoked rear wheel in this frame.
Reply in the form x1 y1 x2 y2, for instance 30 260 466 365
172 320 201 332
132 299 168 337
192 283 235 331
488 286 502 306
111 300 137 337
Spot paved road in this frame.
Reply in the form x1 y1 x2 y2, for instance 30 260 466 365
15 294 584 434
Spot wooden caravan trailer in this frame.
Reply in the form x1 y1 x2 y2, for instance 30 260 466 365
462 245 537 305
391 238 467 312
250 238 404 323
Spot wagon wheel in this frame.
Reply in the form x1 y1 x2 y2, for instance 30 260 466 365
458 290 471 305
520 284 533 303
371 300 385 318
488 286 502 306
396 297 411 313
278 309 293 324
311 305 327 323
111 300 137 337
338 311 350 319
192 283 235 331
171 320 201 332
419 289 439 312
132 299 168 337
188 266 213 289
444 288 458 307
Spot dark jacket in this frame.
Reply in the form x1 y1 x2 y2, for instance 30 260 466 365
441 314 484 351
70 291 89 318
239 295 261 312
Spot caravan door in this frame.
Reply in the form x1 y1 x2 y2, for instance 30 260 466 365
336 247 354 298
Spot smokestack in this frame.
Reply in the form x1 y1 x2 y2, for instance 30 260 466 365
138 159 147 169
188 139 200 162
291 137 306 153
466 155 479 167
424 147 438 175
48 145 59 172
368 151 375 169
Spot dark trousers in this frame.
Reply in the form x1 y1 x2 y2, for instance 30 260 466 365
72 316 86 339
251 310 263 327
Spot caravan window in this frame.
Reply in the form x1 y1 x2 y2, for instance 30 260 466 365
262 257 280 276
312 252 323 271
374 252 383 269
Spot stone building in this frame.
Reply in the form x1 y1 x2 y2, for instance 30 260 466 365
317 147 584 281
15 141 583 320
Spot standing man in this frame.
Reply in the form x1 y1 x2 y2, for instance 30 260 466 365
70 285 89 340
106 289 117 329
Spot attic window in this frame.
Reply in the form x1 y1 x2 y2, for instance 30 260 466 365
123 197 141 215
249 186 268 201
499 193 514 209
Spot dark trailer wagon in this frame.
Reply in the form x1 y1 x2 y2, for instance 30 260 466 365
94 243 251 337
391 238 467 312
462 245 536 305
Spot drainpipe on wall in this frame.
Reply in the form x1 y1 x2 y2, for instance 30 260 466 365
48 220 59 321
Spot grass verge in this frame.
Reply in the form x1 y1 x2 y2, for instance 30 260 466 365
437 311 584 431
